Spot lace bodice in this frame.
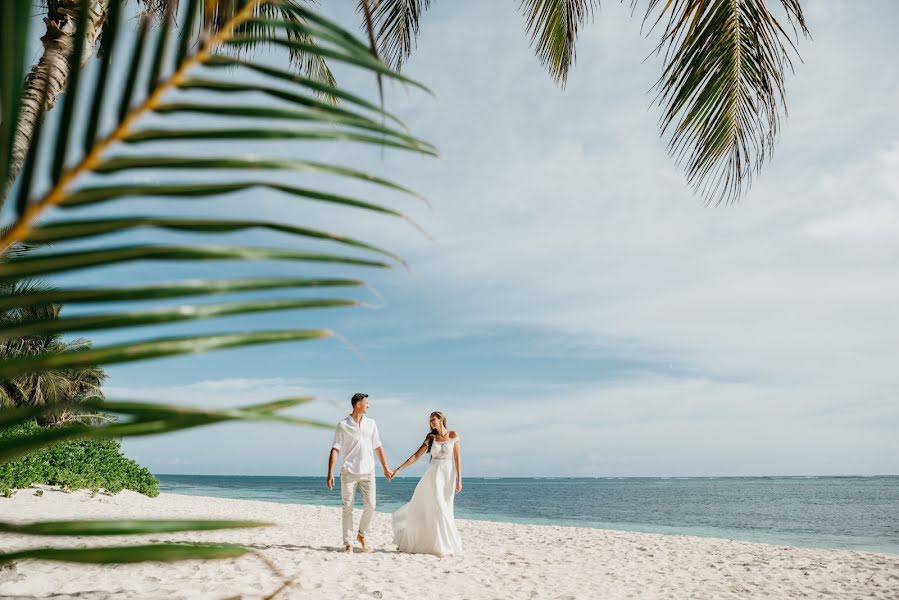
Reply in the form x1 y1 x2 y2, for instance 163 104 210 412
430 438 456 461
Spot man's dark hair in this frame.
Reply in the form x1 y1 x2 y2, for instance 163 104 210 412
351 393 368 407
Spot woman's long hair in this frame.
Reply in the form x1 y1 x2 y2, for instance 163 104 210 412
426 411 447 453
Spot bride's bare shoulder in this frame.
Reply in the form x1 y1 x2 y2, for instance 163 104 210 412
448 430 459 439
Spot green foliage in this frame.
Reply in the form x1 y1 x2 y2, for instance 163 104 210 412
0 420 158 498
0 0 427 582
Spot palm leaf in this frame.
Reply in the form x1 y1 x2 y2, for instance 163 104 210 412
642 0 808 205
0 520 271 536
261 2 339 102
0 396 329 463
519 0 599 87
0 298 356 339
0 0 431 377
0 543 250 564
0 277 365 311
0 330 332 382
362 0 432 71
138 0 339 100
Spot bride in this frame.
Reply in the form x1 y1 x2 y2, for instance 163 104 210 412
389 411 463 557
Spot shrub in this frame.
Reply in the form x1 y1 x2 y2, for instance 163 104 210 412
0 421 158 497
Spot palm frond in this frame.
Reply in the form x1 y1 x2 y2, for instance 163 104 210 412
0 277 366 312
0 519 272 537
642 0 808 205
0 396 328 463
0 543 250 565
271 1 339 101
362 0 432 71
0 0 431 382
141 0 340 99
519 0 599 87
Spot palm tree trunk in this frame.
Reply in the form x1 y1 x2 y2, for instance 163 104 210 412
0 0 109 208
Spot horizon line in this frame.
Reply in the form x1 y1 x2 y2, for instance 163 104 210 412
153 472 899 479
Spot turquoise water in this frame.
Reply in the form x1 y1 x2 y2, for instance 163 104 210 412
157 475 899 555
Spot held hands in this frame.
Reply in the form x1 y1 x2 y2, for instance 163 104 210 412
383 466 395 481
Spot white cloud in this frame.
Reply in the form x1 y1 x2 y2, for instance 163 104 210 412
339 1 899 395
120 375 899 477
114 1 899 476
314 1 899 476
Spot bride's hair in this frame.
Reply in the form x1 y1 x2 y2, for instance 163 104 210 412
426 411 447 453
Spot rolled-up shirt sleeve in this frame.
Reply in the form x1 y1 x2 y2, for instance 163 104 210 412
331 423 343 451
371 421 382 450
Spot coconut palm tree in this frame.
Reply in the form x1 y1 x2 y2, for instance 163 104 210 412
0 276 106 426
0 240 106 423
363 0 809 204
0 338 106 426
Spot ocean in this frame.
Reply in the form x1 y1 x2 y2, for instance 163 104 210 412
157 475 899 555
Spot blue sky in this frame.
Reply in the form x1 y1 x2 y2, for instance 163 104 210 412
15 1 899 477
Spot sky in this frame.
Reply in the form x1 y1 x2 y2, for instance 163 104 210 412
16 1 899 478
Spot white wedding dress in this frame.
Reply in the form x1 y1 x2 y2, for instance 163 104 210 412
392 438 463 557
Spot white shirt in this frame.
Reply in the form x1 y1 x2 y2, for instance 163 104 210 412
331 415 382 475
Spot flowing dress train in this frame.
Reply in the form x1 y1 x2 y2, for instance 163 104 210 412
392 439 463 557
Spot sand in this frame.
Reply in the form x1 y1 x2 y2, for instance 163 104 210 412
0 488 897 599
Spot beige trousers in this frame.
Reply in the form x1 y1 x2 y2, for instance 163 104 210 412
340 468 376 545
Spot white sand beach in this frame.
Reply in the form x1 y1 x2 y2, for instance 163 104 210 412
1 489 897 599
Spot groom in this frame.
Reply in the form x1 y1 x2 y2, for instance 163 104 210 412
326 393 393 553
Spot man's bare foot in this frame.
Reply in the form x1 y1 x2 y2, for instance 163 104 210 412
356 534 371 553
343 544 353 554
